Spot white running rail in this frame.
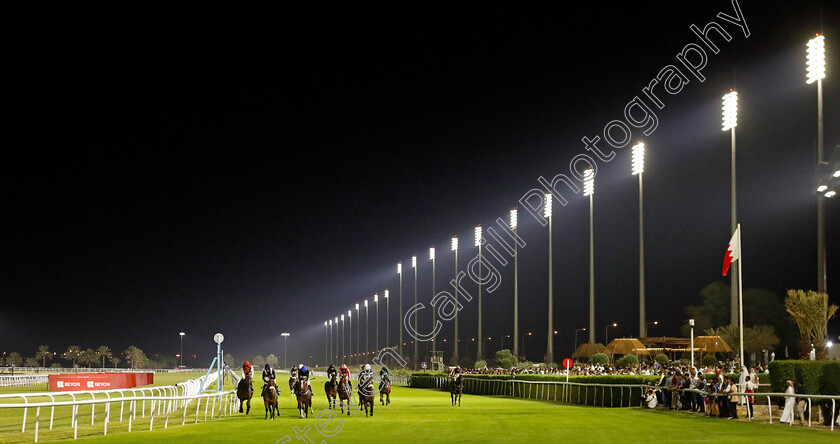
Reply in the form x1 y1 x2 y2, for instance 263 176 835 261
0 371 234 442
0 375 50 388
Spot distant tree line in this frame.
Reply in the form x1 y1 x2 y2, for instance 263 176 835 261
1 344 179 369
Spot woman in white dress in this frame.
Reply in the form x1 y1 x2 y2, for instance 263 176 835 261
779 380 795 423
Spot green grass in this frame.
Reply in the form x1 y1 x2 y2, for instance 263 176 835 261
0 372 206 443
0 375 830 443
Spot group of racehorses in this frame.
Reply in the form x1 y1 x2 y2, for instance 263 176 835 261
235 369 396 419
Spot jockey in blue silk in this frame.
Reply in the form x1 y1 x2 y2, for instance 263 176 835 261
297 364 312 393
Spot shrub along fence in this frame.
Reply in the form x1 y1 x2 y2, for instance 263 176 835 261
768 360 840 425
410 374 656 407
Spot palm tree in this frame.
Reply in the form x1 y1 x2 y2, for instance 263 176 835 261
785 289 838 359
124 346 147 369
35 345 51 367
97 346 112 368
80 348 98 368
109 356 121 368
65 345 82 368
703 324 780 363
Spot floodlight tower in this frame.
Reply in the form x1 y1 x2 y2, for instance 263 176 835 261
429 246 436 355
412 254 418 368
347 309 352 363
722 89 739 327
511 207 519 358
451 236 459 364
475 225 483 360
364 299 369 356
807 34 827 292
397 261 403 357
355 302 360 363
632 142 646 337
384 290 389 349
583 169 595 343
545 194 554 363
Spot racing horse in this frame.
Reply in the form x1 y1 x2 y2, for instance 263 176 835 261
379 377 391 405
337 373 352 415
263 378 280 419
289 368 298 395
294 377 313 418
358 375 375 417
450 373 463 406
324 373 338 409
237 374 253 414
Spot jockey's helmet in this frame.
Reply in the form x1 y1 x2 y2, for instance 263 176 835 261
363 364 371 371
340 364 348 371
299 364 304 369
264 364 270 370
301 365 308 372
244 361 250 366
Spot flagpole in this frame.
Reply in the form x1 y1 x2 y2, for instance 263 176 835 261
737 223 744 367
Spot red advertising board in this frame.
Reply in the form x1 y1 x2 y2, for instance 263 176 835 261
48 373 154 391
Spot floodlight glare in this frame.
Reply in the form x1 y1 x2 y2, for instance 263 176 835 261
806 35 826 84
632 142 645 175
324 321 327 326
355 302 359 310
510 207 518 229
544 193 552 218
826 190 837 198
384 289 389 298
374 293 378 302
341 314 344 321
334 317 338 323
429 246 435 260
364 299 368 307
833 170 840 178
474 225 482 246
722 90 738 131
583 168 595 196
397 262 402 274
348 310 351 318
411 255 417 268
329 319 332 326
818 185 828 192
451 236 458 251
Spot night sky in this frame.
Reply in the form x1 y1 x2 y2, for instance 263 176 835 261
2 1 839 368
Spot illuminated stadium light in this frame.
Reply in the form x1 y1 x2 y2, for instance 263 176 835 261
397 261 402 274
474 225 482 247
632 142 645 175
806 35 826 84
411 254 417 268
429 246 435 261
583 169 595 196
722 90 738 131
544 193 552 218
510 207 518 229
451 236 458 251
